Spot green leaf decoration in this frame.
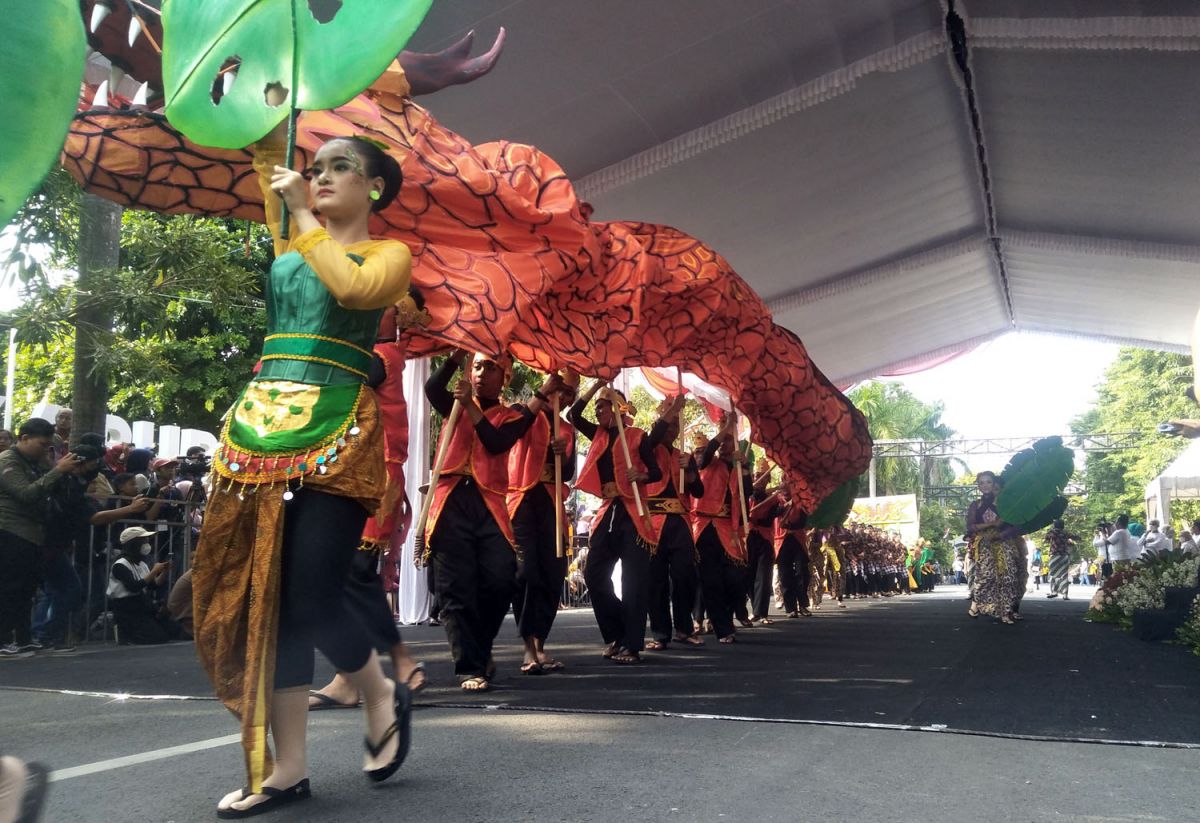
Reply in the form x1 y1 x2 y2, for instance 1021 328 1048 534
807 477 859 529
1018 495 1068 535
996 436 1075 526
162 0 433 149
0 0 85 227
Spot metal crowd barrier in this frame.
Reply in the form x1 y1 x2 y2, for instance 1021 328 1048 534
70 496 203 645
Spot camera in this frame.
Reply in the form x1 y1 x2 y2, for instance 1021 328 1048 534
177 451 211 481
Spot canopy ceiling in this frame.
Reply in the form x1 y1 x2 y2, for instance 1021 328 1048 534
405 0 1198 384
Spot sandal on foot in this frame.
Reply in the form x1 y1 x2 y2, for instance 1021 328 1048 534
738 618 754 628
540 659 565 672
520 661 544 675
401 661 427 694
460 676 490 692
675 633 705 646
756 618 774 625
217 779 311 819
308 691 360 711
610 649 641 664
602 641 621 659
644 639 667 651
364 682 412 783
967 604 980 619
718 635 737 644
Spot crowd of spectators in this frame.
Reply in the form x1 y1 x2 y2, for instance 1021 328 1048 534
0 413 206 658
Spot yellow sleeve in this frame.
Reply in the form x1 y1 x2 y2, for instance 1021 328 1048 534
290 229 412 310
251 136 289 257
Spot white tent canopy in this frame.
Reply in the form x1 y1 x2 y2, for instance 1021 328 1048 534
408 0 1199 384
1144 439 1200 530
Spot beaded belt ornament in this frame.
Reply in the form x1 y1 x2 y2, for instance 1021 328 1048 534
212 380 367 500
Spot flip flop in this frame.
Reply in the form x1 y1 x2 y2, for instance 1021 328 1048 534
644 639 667 651
674 634 705 646
364 682 412 784
611 651 641 665
217 779 311 819
308 692 360 711
541 659 566 672
460 676 490 692
17 762 49 823
520 661 545 675
400 661 427 693
602 641 621 658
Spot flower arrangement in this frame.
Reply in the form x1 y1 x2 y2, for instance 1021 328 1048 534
1173 594 1200 655
1086 552 1200 629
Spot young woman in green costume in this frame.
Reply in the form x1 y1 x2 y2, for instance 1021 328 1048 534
192 111 414 818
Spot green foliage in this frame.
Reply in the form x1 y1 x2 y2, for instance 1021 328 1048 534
0 0 85 226
4 172 274 433
809 477 859 529
996 436 1075 526
1070 349 1193 531
162 0 432 148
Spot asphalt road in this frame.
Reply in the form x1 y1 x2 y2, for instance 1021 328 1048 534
4 584 1197 822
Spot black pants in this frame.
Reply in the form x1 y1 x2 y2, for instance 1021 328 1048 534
696 525 742 639
648 514 698 642
512 485 568 642
111 596 176 645
431 480 517 679
344 547 402 653
0 531 39 646
744 532 774 619
585 501 650 653
274 489 374 688
777 535 810 613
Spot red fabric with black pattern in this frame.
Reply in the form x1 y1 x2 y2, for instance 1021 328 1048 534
61 90 870 511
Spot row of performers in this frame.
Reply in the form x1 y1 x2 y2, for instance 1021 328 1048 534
416 350 897 682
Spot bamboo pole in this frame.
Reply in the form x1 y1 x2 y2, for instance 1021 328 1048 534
553 393 564 558
675 367 685 495
612 397 646 517
415 398 463 551
731 408 751 536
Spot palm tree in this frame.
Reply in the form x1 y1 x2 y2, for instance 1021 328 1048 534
848 381 966 498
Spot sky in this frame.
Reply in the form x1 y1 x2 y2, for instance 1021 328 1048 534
883 331 1119 473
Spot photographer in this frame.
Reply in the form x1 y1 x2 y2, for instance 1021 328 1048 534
0 419 86 657
107 527 179 644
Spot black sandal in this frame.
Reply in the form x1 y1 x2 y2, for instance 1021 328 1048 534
364 682 412 784
217 778 311 819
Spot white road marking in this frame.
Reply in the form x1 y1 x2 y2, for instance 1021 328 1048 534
49 734 241 782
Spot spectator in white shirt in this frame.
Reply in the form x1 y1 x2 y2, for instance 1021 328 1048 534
1105 515 1140 566
1138 519 1173 554
1180 530 1198 555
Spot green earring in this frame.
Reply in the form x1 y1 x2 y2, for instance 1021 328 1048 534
369 190 381 201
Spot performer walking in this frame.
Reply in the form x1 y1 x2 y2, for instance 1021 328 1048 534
508 372 577 674
755 483 811 618
745 461 777 624
643 396 705 650
965 471 1023 624
692 418 751 644
569 383 660 664
310 298 430 712
1044 519 1080 600
424 351 547 691
193 127 413 817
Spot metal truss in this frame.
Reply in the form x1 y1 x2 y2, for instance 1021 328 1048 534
872 431 1144 460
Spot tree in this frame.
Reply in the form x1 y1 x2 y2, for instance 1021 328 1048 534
4 171 273 435
848 381 965 496
1070 348 1195 533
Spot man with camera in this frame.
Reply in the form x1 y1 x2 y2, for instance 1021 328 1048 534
0 419 88 658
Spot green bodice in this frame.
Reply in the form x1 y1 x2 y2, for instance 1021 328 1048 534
255 251 383 386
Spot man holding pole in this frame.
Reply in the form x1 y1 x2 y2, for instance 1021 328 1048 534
643 395 705 650
422 350 553 691
507 371 578 674
569 384 660 664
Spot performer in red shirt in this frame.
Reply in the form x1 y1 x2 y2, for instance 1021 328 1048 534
569 383 660 664
507 372 578 674
642 396 705 650
424 350 553 691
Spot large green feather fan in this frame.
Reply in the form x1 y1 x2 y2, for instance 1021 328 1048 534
996 437 1074 532
807 477 859 529
163 0 433 148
